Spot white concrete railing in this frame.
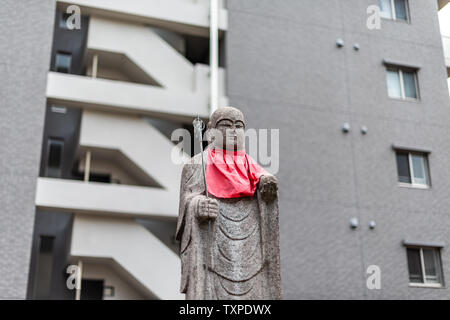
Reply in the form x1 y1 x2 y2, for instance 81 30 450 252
79 110 189 191
70 215 184 300
46 72 209 122
56 0 227 37
86 16 227 106
35 178 178 219
87 17 195 91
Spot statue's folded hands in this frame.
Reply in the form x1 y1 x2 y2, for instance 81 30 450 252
196 197 219 220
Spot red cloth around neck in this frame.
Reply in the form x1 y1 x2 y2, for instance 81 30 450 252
206 148 268 198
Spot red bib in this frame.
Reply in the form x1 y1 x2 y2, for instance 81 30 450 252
206 148 268 198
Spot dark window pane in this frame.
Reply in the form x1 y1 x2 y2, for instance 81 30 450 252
34 236 55 299
81 279 104 300
59 12 70 28
379 0 393 19
394 0 408 20
396 152 411 183
48 142 62 168
46 139 63 178
387 69 402 98
89 172 112 183
403 71 417 99
407 248 423 283
55 52 71 73
423 248 442 284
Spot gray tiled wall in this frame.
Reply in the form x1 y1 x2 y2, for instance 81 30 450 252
0 0 55 299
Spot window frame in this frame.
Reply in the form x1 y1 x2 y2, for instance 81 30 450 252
380 0 410 22
406 246 444 288
396 150 430 189
386 67 419 101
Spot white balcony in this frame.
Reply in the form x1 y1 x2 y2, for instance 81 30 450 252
70 215 183 300
87 17 196 91
35 177 178 220
79 110 189 191
46 72 210 122
56 0 227 37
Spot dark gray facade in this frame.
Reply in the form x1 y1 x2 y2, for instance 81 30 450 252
26 8 89 300
227 0 450 298
0 0 56 299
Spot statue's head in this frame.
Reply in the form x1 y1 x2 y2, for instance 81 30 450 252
207 106 245 151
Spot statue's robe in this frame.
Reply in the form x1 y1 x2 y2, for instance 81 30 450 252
176 151 282 300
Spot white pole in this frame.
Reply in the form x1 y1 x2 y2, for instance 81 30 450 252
84 150 91 182
210 0 219 115
92 54 98 78
75 260 83 300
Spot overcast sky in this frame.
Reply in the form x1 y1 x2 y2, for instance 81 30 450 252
439 2 450 36
438 3 449 91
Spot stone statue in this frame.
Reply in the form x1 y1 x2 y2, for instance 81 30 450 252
176 106 282 300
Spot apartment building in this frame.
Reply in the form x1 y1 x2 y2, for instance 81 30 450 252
0 0 449 299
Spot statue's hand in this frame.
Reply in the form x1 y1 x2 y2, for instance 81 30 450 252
197 196 219 221
259 174 278 203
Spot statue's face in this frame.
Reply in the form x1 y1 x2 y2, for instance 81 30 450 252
216 118 245 150
209 108 246 151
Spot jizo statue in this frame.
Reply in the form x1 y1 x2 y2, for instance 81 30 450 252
176 106 282 299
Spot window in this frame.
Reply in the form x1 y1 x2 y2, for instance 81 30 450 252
406 246 444 287
395 151 430 187
59 12 71 29
80 279 104 300
45 138 64 178
386 67 418 100
380 0 409 21
87 172 111 183
33 236 55 299
55 52 72 73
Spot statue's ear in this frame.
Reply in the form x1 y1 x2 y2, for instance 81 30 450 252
205 121 215 143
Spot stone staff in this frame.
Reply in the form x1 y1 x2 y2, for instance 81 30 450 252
192 115 212 297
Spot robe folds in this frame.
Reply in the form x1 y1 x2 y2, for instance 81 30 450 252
176 150 282 300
